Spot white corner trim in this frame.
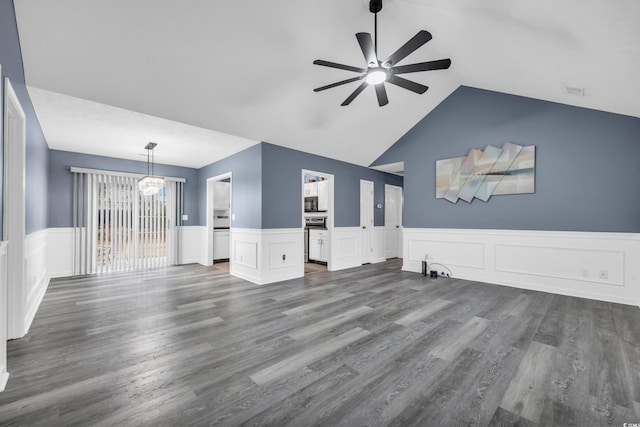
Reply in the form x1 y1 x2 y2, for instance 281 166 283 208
0 371 9 392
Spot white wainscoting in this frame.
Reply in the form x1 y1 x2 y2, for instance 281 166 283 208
0 241 9 391
262 229 304 284
331 227 361 271
180 226 208 265
403 228 640 306
46 226 209 276
372 226 386 264
24 229 50 336
48 227 75 278
230 228 304 285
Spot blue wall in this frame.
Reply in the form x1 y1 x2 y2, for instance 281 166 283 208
48 150 200 227
261 143 403 228
197 142 403 230
0 0 50 235
372 86 640 233
198 143 262 229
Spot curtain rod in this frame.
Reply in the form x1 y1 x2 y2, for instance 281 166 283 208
70 166 186 183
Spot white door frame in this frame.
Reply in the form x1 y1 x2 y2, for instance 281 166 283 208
384 184 403 259
3 78 27 340
360 180 374 264
302 169 334 271
0 65 9 391
206 172 232 266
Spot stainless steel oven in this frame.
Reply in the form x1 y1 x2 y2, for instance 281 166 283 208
305 216 327 263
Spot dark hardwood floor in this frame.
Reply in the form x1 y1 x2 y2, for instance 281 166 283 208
1 259 639 426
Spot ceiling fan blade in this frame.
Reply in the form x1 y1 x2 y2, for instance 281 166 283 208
392 58 452 74
386 75 428 94
314 76 363 92
375 83 389 107
341 82 368 106
356 32 378 66
313 60 365 74
383 30 432 66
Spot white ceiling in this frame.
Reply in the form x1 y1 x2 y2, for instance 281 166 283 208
14 0 640 169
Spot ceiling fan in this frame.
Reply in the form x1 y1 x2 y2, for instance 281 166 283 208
313 0 451 107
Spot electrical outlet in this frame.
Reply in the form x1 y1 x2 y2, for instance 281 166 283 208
599 270 608 280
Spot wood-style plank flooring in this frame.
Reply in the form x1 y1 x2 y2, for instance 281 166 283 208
1 259 639 426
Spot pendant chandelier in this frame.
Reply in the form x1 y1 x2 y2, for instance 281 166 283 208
138 142 164 196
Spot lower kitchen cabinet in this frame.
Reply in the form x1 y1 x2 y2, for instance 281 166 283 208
308 229 328 262
213 230 230 260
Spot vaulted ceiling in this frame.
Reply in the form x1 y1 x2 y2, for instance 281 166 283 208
14 0 640 168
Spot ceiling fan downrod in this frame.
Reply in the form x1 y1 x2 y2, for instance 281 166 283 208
370 0 382 58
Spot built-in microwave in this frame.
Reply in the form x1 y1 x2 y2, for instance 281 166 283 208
304 196 318 212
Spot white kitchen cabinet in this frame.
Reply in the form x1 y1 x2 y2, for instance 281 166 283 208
304 182 318 197
308 229 328 262
214 181 231 209
213 230 230 260
317 180 329 211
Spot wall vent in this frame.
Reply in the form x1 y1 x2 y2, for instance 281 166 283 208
564 85 585 96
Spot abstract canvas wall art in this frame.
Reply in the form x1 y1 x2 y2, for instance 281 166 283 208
436 143 535 203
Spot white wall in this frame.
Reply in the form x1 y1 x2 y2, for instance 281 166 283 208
403 228 640 306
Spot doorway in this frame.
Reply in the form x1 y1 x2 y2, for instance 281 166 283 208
385 184 403 259
302 170 333 274
360 180 374 264
206 173 232 266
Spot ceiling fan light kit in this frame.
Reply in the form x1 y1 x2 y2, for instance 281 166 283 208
313 0 451 107
138 142 165 196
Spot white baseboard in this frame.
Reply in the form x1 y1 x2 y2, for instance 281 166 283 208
403 228 640 306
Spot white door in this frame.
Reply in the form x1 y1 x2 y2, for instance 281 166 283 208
360 180 374 264
385 185 403 259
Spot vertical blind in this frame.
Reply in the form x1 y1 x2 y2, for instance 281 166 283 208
71 168 185 275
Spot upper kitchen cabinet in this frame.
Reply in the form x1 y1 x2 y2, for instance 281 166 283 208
214 181 231 210
317 180 329 211
303 182 317 197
